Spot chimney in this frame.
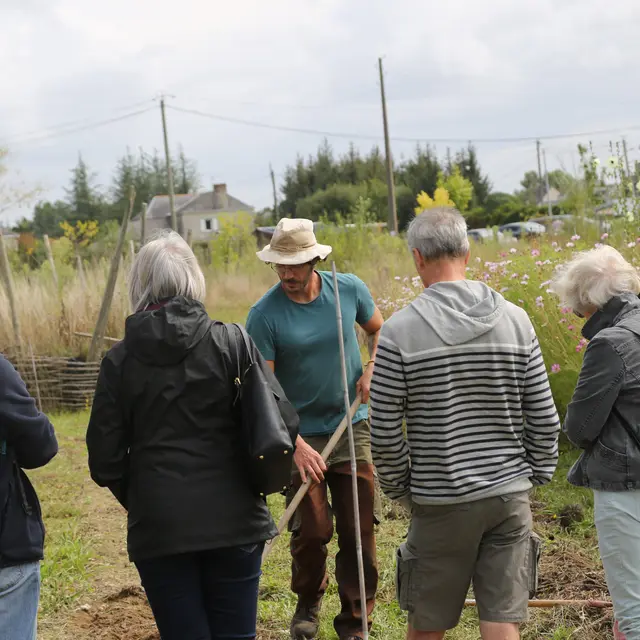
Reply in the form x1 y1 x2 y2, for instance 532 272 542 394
212 183 228 210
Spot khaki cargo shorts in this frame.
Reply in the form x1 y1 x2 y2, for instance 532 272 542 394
395 491 538 631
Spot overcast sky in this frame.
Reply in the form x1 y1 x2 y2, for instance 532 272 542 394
2 0 640 224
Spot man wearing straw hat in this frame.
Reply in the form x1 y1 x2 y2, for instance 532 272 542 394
246 218 383 640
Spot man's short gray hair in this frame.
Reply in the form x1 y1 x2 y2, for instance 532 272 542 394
407 207 470 261
129 229 206 312
551 245 640 314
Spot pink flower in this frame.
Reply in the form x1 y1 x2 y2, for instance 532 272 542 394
551 364 561 374
551 241 558 248
531 249 540 257
522 273 530 280
601 233 609 240
571 235 581 241
560 306 571 314
566 242 575 248
594 242 604 249
559 318 567 324
567 324 575 331
576 338 588 353
536 296 544 308
540 280 551 288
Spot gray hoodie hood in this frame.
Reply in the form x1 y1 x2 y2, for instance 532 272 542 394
410 280 506 346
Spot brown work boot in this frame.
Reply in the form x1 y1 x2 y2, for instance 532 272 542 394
290 599 321 639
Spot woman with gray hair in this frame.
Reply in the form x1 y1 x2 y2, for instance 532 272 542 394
86 230 298 640
552 245 640 639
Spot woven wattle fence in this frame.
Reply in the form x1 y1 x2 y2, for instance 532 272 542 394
6 351 101 412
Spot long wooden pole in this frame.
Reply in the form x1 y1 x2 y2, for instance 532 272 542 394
43 234 59 290
28 342 42 412
333 261 368 640
0 231 22 346
262 396 361 562
465 599 612 609
87 187 135 362
378 57 398 235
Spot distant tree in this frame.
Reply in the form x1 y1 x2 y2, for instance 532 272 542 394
456 145 491 208
397 144 441 197
439 167 474 212
31 200 72 237
65 155 107 222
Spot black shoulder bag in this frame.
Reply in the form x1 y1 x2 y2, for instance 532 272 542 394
225 323 296 497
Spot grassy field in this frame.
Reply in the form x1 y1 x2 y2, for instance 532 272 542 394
29 413 613 640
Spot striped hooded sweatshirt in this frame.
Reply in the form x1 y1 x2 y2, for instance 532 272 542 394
370 279 560 505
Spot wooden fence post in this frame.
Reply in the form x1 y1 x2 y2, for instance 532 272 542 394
43 234 59 289
28 342 43 412
88 187 136 362
0 232 22 347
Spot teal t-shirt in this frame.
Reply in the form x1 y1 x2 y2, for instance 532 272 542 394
246 271 375 437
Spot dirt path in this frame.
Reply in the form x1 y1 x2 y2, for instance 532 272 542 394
40 481 159 640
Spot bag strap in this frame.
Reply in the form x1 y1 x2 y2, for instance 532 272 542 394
223 323 254 406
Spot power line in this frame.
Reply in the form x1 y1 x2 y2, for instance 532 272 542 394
167 102 640 145
0 99 156 147
7 107 156 150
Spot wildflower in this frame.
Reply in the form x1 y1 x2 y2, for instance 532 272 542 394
518 299 524 304
626 211 635 223
394 276 401 281
559 318 567 324
555 248 562 253
592 158 601 167
500 287 509 293
510 248 517 254
551 241 558 248
601 233 609 240
566 242 575 248
522 274 530 280
551 364 561 374
520 280 529 286
475 257 481 263
540 280 551 288
531 249 540 257
535 296 544 308
510 273 519 280
628 242 636 249
576 338 588 353
571 235 581 241
594 243 604 249
560 307 571 314
607 156 620 169
567 324 575 331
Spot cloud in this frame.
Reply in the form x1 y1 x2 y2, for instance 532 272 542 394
2 0 640 223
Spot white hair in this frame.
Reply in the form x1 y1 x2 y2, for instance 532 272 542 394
128 229 206 312
551 245 640 314
407 207 470 261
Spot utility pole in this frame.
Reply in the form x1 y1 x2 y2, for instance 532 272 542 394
542 149 553 217
270 164 279 221
159 96 177 233
623 138 636 198
536 140 544 206
378 57 398 234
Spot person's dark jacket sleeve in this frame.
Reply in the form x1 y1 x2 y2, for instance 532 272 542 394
86 352 129 508
0 355 57 469
564 336 625 448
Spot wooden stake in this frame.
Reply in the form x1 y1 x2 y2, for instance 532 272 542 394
87 187 135 362
0 231 22 346
43 234 59 289
262 396 361 562
464 599 612 609
28 342 42 412
74 331 120 344
333 261 368 640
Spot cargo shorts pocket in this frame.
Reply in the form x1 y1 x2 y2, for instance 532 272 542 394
395 542 417 612
527 531 542 599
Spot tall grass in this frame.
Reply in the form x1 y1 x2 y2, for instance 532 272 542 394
1 218 638 413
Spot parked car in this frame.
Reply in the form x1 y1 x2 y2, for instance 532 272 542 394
467 228 506 243
499 221 546 239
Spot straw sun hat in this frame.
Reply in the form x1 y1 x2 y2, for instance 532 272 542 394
256 218 332 265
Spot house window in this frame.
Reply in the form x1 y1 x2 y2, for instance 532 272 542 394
201 218 220 233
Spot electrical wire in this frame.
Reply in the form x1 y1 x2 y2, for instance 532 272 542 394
6 107 156 150
0 99 156 147
168 103 640 145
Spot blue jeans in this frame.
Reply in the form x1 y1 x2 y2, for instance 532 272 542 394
0 561 40 640
594 490 640 640
135 543 264 640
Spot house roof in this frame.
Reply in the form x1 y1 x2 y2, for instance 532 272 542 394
135 190 254 221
